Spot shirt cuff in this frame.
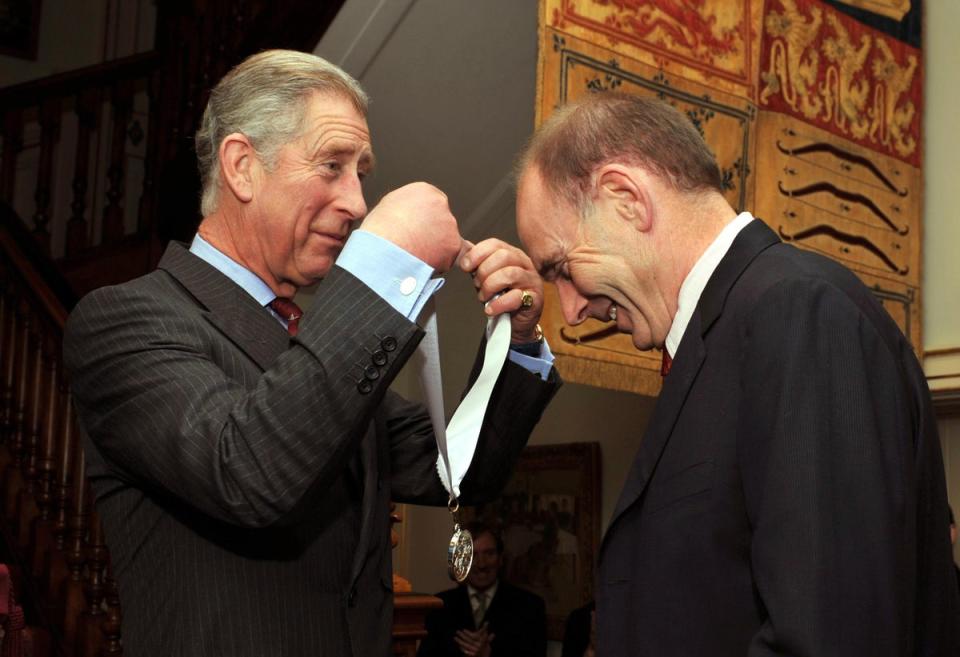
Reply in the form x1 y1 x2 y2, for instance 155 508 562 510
508 337 555 381
336 230 444 321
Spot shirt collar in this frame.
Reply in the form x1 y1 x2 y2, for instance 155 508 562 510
664 212 754 357
467 580 498 603
189 234 277 307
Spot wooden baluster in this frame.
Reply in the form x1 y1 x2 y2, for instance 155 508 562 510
46 386 76 607
0 285 20 474
1 109 23 204
100 565 122 657
137 72 159 237
67 89 99 256
101 81 134 244
62 445 89 656
32 344 63 578
0 276 14 446
77 512 107 657
3 300 31 525
32 98 62 253
17 316 47 550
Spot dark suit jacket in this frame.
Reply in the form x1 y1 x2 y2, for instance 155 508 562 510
418 581 547 657
63 243 559 657
561 601 594 657
596 220 959 656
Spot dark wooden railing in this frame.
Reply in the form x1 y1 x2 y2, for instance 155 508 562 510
0 210 119 656
0 52 163 298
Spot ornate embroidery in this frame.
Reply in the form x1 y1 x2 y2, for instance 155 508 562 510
759 0 921 165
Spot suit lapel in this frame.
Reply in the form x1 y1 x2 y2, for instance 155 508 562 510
157 242 289 370
604 320 707 539
603 220 781 545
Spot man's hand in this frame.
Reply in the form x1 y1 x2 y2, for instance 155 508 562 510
454 624 494 657
460 238 544 344
361 182 462 273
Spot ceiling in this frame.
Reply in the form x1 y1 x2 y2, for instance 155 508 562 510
314 0 539 244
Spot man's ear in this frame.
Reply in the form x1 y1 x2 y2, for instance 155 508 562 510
219 133 257 204
594 164 652 232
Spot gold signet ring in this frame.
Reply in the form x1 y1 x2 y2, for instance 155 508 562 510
520 290 535 308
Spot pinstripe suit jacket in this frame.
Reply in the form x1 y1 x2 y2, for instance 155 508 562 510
63 242 559 657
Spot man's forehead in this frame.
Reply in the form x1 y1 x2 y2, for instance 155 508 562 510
304 94 371 142
516 168 570 273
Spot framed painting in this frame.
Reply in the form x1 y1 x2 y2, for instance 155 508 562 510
0 0 42 60
463 442 601 640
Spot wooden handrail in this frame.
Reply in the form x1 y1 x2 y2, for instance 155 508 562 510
0 219 69 330
0 203 77 333
0 51 160 109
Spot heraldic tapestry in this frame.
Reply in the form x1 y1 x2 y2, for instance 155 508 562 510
536 0 924 395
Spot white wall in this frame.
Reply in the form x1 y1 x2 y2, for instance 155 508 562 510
0 0 156 86
0 1 108 86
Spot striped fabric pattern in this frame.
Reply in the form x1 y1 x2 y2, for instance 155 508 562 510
63 242 559 657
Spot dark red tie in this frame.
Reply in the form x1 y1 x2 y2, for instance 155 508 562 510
268 297 303 337
660 350 673 377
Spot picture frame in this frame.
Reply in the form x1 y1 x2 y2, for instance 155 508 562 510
0 0 42 60
463 442 601 640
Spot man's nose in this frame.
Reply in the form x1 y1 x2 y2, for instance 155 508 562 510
556 279 589 326
342 174 367 221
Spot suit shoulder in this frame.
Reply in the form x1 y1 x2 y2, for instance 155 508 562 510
63 269 199 372
434 586 465 602
68 268 187 324
499 582 546 607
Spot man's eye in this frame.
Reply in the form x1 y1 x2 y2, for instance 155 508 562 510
322 161 341 173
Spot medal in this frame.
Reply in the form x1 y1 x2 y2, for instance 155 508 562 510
446 497 473 582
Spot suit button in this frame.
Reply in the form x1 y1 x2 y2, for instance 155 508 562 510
381 336 397 352
357 379 373 394
364 365 380 381
371 350 387 366
348 588 357 607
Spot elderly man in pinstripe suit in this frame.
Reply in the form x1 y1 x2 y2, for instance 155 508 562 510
64 50 559 657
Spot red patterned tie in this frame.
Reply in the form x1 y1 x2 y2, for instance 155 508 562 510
660 350 673 377
268 297 303 337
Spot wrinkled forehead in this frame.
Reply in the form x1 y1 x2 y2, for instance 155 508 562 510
516 167 573 272
301 93 372 144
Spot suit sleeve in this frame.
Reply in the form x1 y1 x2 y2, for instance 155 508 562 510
386 333 561 505
64 266 423 528
738 277 917 656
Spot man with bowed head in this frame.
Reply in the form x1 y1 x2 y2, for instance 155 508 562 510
514 92 958 656
64 50 559 657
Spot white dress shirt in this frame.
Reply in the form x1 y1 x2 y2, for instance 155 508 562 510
663 212 754 358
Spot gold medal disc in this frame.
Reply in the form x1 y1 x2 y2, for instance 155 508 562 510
447 525 474 582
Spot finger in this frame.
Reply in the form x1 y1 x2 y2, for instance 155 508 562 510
484 287 530 317
478 267 540 304
454 635 481 651
459 237 511 272
473 248 524 287
456 239 475 272
474 245 531 283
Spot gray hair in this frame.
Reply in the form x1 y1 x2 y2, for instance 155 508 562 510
196 49 369 216
518 92 722 213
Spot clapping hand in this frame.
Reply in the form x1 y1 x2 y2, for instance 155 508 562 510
454 623 494 657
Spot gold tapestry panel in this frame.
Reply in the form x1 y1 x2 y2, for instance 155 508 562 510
536 0 923 393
